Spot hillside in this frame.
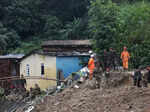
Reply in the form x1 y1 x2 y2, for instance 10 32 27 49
0 0 150 68
33 82 150 112
25 71 150 112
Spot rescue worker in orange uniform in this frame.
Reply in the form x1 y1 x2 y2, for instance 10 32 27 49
121 46 130 70
88 54 95 80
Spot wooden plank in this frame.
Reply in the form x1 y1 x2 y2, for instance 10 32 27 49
0 76 65 82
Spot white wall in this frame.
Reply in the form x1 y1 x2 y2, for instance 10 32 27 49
20 53 57 90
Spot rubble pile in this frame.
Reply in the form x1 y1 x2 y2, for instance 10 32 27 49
33 85 150 112
0 94 26 112
100 71 130 88
33 72 150 112
2 71 150 112
0 84 43 112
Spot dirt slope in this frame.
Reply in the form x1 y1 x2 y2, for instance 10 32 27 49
34 83 150 112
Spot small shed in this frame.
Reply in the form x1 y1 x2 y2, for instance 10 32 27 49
0 54 24 88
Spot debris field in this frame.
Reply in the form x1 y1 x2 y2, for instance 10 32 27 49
34 81 150 112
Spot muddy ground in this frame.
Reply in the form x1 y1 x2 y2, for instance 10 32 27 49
3 72 150 112
34 82 150 112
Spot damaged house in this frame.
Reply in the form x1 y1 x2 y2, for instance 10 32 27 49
20 40 91 90
0 54 24 88
42 40 92 78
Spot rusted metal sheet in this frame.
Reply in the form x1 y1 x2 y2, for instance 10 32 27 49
42 40 91 53
0 59 10 77
42 40 91 46
0 59 20 89
43 46 91 52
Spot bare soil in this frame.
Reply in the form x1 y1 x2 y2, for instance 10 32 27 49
34 83 150 112
4 72 150 112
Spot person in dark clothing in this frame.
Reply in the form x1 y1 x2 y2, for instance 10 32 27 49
142 69 148 87
146 66 150 83
93 58 103 88
109 48 120 70
108 47 116 70
103 49 109 71
20 75 27 90
133 68 142 87
112 49 120 70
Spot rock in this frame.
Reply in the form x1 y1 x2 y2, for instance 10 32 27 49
87 78 97 89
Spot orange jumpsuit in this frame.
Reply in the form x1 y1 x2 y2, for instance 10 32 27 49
121 51 130 69
88 58 95 80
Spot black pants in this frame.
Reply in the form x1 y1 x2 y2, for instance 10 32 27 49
148 71 150 83
133 74 141 87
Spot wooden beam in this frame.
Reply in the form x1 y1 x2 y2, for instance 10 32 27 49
0 76 65 82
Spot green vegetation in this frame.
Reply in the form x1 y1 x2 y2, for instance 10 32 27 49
89 0 150 68
0 0 150 67
0 0 89 54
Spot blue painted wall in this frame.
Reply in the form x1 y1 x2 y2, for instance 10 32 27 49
56 56 89 78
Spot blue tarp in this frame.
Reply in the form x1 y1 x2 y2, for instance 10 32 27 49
56 56 89 78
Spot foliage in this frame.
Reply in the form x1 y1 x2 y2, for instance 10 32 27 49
13 40 41 54
0 0 90 54
89 0 150 68
0 22 20 54
88 0 119 53
1 0 150 68
116 2 150 68
42 15 62 40
60 18 90 40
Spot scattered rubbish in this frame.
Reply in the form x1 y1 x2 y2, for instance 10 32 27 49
25 106 34 112
57 86 61 90
79 77 84 82
54 102 60 106
79 67 89 77
74 85 79 89
2 65 150 112
33 70 150 112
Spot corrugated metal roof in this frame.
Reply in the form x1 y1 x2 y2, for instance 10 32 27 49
42 40 92 46
0 54 24 59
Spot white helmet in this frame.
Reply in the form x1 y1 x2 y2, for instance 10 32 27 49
89 50 93 54
91 54 94 58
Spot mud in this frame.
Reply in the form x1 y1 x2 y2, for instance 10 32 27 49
5 71 150 112
34 81 150 112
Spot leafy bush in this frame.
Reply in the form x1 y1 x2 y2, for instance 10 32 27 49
89 0 150 68
88 0 119 53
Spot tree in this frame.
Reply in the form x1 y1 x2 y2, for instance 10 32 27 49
0 22 20 54
2 0 45 40
42 15 62 40
115 2 150 68
60 18 90 40
89 0 150 68
88 0 119 53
